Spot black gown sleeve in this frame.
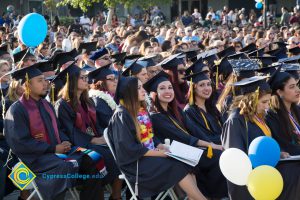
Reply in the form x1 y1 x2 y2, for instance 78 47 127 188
93 97 114 130
55 99 93 148
4 102 53 163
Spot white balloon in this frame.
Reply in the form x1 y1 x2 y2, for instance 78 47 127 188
219 148 252 186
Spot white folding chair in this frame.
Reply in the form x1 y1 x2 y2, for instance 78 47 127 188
103 128 178 200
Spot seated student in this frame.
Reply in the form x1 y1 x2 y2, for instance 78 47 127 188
184 71 223 144
107 75 207 200
266 68 300 155
54 64 122 199
145 71 227 199
4 65 103 200
122 59 149 84
222 75 300 200
88 64 118 132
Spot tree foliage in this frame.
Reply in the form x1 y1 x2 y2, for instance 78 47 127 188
57 0 171 12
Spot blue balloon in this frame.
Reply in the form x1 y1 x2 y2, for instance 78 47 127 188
255 2 263 9
248 136 280 168
18 13 47 47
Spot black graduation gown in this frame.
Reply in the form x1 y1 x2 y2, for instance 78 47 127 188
266 109 300 155
150 110 228 198
184 104 222 144
4 100 79 200
91 96 114 133
107 106 190 198
222 108 300 200
55 98 119 184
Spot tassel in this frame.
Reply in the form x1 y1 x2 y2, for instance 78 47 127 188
207 145 213 159
119 99 124 105
51 84 55 105
135 182 138 196
216 65 219 90
65 73 70 102
255 86 260 107
188 76 194 105
24 73 30 100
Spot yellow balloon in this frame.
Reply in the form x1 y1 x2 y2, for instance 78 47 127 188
247 165 283 200
257 0 263 2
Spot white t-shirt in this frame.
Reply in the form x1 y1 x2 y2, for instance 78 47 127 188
192 12 201 20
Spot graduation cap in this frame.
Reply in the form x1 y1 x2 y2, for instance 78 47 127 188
51 49 77 72
122 54 143 64
13 49 35 63
202 53 218 67
111 52 127 64
273 41 287 49
232 76 270 95
251 56 278 68
212 57 233 89
122 59 145 76
268 64 291 93
32 60 54 72
281 63 300 79
0 45 9 57
288 46 300 56
240 43 257 53
265 48 285 57
114 76 138 104
138 56 156 68
185 57 208 76
217 46 236 58
143 71 169 93
183 49 199 63
10 64 43 84
78 42 97 55
229 59 260 79
89 47 109 61
256 65 277 76
88 64 114 84
248 47 265 57
227 52 249 60
158 53 183 70
51 63 82 102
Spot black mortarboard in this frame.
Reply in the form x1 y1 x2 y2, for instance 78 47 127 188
281 63 300 79
202 53 218 67
122 59 145 77
229 59 260 79
248 47 265 57
51 49 77 71
88 64 113 84
13 49 35 63
143 71 169 93
122 54 143 64
185 57 208 76
288 47 300 56
184 49 199 62
33 60 54 72
0 45 9 56
52 64 82 85
268 65 291 93
212 57 233 76
251 56 278 68
217 46 236 58
227 52 249 60
114 76 138 104
138 56 156 68
11 64 43 84
240 43 257 53
256 65 277 76
158 53 183 70
232 76 270 95
89 47 109 61
111 52 127 63
184 71 209 83
78 42 97 54
273 41 287 49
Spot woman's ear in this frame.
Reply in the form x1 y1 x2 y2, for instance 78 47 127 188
276 89 283 98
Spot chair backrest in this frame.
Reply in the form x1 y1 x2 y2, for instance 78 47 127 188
103 128 117 161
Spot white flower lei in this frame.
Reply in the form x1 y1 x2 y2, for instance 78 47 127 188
89 89 117 110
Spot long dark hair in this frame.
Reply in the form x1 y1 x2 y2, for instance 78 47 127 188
58 71 93 111
270 76 300 142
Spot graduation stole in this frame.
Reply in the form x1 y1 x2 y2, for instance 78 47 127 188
20 94 61 144
288 112 300 135
68 102 98 137
252 115 272 137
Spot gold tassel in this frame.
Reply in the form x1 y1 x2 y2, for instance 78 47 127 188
129 70 132 77
188 76 194 105
51 84 55 105
24 73 30 100
201 112 211 131
119 99 124 105
65 73 70 102
207 145 213 158
232 75 237 97
255 86 260 107
216 65 219 90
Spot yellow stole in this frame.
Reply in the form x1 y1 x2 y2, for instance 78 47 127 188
252 115 272 137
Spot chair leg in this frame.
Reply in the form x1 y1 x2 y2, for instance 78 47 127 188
28 181 44 200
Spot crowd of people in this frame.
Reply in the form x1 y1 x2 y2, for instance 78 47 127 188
1 3 300 200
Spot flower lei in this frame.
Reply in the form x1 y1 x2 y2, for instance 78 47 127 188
137 107 154 150
89 89 117 110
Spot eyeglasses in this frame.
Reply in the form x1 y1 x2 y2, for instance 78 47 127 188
79 76 88 82
178 69 186 75
106 77 117 81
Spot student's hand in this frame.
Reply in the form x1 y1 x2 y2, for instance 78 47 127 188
55 143 70 154
61 141 72 152
280 151 290 159
158 149 168 157
156 144 170 152
211 143 223 151
91 137 107 145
